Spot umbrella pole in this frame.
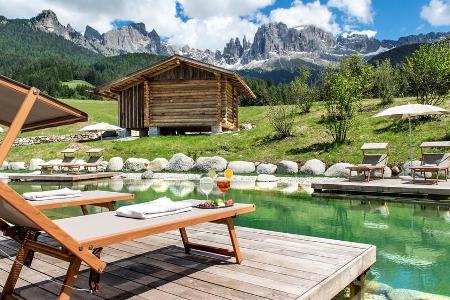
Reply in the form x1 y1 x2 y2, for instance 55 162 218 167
408 116 412 167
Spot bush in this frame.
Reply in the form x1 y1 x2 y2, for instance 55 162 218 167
321 56 368 144
373 59 398 105
267 104 296 139
290 68 317 113
403 41 450 106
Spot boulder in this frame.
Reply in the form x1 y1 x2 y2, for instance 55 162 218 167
400 160 432 177
387 288 448 300
240 123 255 130
256 174 278 182
108 157 124 171
72 159 86 171
374 166 392 178
148 158 169 172
196 156 227 172
277 160 298 174
99 161 109 171
324 163 355 177
300 159 326 176
141 170 154 179
256 163 277 174
167 153 195 172
227 161 255 174
45 159 62 171
1 161 8 170
9 162 26 171
124 158 150 171
29 159 45 171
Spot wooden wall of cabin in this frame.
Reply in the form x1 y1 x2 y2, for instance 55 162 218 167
119 83 145 130
147 63 237 131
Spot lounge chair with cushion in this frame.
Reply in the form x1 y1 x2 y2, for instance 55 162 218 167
40 148 78 174
347 143 389 182
410 141 450 184
0 76 255 299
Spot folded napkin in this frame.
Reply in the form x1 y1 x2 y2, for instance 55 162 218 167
116 197 192 219
23 188 82 201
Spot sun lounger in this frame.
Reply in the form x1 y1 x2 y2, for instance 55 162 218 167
410 142 450 184
347 143 389 182
64 148 104 174
0 186 255 299
40 149 79 174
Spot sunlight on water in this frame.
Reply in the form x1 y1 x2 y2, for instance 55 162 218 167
9 178 450 297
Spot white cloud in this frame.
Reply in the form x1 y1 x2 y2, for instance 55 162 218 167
342 29 377 38
421 0 450 26
269 0 341 35
178 0 275 18
328 0 373 23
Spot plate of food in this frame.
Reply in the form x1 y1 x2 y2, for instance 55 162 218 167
196 199 234 209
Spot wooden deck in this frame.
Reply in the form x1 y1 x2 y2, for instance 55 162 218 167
0 223 376 300
8 172 119 182
312 178 450 197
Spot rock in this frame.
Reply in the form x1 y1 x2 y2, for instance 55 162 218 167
400 160 432 177
99 161 109 171
196 156 227 172
240 123 255 130
72 159 86 171
277 160 298 174
124 158 150 171
231 179 256 190
148 158 169 172
374 166 392 178
108 157 124 171
387 288 449 300
167 153 195 172
256 174 278 182
45 159 62 171
391 165 400 176
141 170 154 179
324 163 355 177
300 159 326 176
227 161 255 174
109 180 124 192
9 162 26 171
256 163 277 174
365 280 393 295
1 161 8 170
256 181 278 189
29 159 45 171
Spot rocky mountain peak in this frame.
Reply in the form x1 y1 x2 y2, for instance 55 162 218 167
130 22 147 35
84 25 102 41
31 9 65 34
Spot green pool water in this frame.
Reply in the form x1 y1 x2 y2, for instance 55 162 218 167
9 179 450 298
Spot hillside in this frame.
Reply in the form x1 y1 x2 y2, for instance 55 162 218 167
368 43 422 65
3 97 449 166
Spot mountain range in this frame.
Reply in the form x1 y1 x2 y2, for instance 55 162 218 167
28 10 450 70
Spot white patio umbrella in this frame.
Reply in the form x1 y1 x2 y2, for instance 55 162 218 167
0 127 3 133
373 104 450 163
79 122 122 140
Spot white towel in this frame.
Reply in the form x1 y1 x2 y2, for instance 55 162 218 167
116 197 192 219
23 188 82 201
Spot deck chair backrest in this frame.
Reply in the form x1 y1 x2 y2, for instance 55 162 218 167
422 153 450 166
62 156 76 164
86 156 102 164
0 182 106 272
362 154 387 166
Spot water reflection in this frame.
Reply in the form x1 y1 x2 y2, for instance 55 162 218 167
7 180 450 296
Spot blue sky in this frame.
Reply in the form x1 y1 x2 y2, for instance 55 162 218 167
2 0 450 50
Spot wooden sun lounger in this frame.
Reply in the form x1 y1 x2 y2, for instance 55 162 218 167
63 148 104 174
347 143 389 182
410 142 450 185
0 185 255 299
29 190 134 214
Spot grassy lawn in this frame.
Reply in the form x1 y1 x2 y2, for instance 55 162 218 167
60 80 94 89
2 97 449 166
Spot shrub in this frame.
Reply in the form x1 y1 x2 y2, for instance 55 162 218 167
267 104 296 139
290 68 317 113
321 56 368 144
403 41 450 106
373 59 398 105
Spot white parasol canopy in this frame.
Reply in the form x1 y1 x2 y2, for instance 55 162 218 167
79 122 122 140
373 104 450 164
0 127 3 133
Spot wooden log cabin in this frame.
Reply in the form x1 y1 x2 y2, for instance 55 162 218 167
95 55 256 135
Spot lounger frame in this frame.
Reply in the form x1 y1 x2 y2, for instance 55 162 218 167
410 142 450 185
347 143 389 182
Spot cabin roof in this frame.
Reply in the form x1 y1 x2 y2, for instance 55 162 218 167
0 75 87 131
95 55 256 99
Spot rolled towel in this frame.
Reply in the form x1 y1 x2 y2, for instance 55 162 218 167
116 197 192 219
23 188 81 201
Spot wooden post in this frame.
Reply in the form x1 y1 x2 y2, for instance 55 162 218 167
215 73 222 132
143 80 150 128
0 87 39 166
349 273 366 300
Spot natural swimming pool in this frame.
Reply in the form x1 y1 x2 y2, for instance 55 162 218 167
8 179 450 298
